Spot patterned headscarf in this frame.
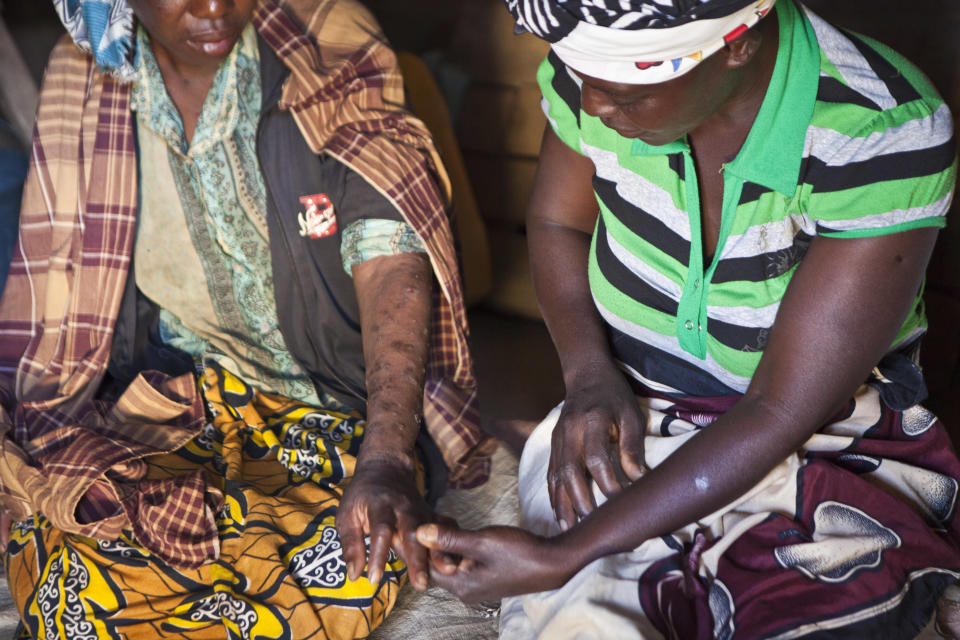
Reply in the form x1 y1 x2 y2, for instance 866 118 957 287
53 0 136 82
506 0 776 84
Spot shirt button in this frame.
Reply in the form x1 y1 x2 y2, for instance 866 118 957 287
694 278 701 288
685 320 694 330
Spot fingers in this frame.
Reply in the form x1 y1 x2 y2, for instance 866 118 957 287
336 502 398 585
426 515 462 575
394 512 430 591
335 512 369 583
418 524 480 584
547 453 578 531
417 522 484 559
428 549 461 575
365 506 396 586
583 425 622 497
564 468 597 520
617 408 648 481
549 413 613 523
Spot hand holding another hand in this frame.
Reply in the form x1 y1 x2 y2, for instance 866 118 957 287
416 522 573 603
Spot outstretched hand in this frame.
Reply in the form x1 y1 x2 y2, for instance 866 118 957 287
549 366 647 528
415 523 573 603
336 457 432 590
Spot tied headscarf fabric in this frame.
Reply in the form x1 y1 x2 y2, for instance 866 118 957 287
507 0 776 84
53 0 136 82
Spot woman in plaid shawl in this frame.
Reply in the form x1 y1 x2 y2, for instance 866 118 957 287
0 0 493 638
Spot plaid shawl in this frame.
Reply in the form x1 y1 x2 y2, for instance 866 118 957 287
0 0 492 568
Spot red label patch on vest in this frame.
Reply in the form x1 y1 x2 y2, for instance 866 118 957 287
297 193 338 239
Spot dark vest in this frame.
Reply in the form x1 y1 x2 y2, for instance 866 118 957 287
107 36 404 415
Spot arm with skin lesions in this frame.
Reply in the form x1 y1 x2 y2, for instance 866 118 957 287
335 251 435 591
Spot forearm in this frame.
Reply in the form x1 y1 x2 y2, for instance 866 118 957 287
353 252 433 465
555 395 811 569
529 220 619 386
550 228 939 576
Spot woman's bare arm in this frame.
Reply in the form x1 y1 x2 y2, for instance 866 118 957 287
528 126 648 527
336 252 434 590
418 126 939 601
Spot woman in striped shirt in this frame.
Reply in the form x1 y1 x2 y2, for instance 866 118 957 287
419 1 960 637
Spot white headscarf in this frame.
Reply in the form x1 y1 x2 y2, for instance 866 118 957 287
507 0 776 84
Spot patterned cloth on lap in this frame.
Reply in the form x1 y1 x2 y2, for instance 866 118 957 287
503 382 960 639
7 364 408 639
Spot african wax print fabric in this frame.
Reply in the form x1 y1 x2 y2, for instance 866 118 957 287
6 363 412 640
501 378 960 639
0 0 492 580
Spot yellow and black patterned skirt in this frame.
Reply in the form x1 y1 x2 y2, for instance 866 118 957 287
6 366 415 639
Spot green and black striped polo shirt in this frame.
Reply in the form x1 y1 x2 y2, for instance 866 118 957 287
538 0 956 396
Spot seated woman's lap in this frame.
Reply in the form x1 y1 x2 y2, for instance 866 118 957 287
502 386 960 639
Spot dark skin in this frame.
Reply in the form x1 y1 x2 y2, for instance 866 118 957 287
416 16 941 602
127 0 256 144
338 253 435 591
128 0 439 591
0 0 440 592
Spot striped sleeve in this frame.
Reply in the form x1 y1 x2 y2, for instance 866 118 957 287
537 51 584 153
803 34 957 238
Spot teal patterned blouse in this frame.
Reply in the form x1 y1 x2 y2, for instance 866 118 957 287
130 24 424 406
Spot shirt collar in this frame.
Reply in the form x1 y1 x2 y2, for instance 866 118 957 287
631 0 820 196
130 23 260 156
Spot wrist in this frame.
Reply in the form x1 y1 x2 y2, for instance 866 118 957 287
542 530 590 586
549 516 618 579
356 443 416 474
562 357 623 391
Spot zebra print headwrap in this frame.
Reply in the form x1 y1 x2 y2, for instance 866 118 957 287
505 0 776 84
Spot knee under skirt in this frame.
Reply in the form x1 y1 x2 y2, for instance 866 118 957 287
501 384 960 640
5 365 414 640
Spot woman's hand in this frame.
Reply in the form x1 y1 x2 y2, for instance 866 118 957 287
415 523 573 603
336 453 432 590
549 364 647 528
524 127 647 527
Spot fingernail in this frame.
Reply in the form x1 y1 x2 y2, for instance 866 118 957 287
416 574 428 590
369 569 381 585
559 519 570 531
418 524 438 543
347 562 355 581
